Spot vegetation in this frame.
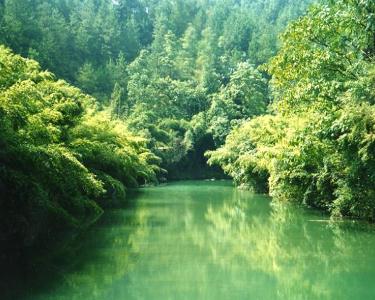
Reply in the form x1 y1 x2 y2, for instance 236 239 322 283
2 0 374 255
0 46 158 251
208 0 375 220
0 0 313 179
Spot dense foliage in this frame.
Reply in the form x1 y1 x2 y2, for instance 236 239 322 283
0 0 313 178
0 0 336 253
122 0 313 176
0 47 158 250
208 0 375 220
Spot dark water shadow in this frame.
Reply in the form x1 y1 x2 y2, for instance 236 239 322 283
0 188 145 300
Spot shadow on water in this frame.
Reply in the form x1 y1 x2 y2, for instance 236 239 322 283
2 180 375 300
0 188 144 300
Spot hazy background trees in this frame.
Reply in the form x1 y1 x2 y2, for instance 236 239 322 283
0 0 314 179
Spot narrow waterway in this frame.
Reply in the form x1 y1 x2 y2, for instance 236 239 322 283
5 181 375 299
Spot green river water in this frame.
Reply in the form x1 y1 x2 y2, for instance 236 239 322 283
4 180 375 300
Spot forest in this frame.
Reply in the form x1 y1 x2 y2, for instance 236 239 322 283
0 0 374 255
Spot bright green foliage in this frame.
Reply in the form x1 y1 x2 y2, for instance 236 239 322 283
0 46 158 249
70 110 160 188
119 0 312 176
209 0 375 220
0 0 321 252
207 115 285 192
207 62 269 145
0 0 313 178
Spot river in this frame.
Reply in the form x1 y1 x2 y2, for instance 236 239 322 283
4 180 375 299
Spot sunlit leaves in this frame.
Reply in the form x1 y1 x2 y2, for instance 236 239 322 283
0 47 158 248
209 0 375 220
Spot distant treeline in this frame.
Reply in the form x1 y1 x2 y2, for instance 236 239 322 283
0 0 313 177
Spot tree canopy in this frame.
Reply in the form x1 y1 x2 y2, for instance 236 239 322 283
5 0 374 253
0 46 158 250
208 0 375 220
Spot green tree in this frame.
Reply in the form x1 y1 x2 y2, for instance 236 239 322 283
0 46 158 250
207 62 269 145
209 0 375 220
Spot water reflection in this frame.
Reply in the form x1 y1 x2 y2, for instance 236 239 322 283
28 205 151 300
192 188 375 299
5 181 375 300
